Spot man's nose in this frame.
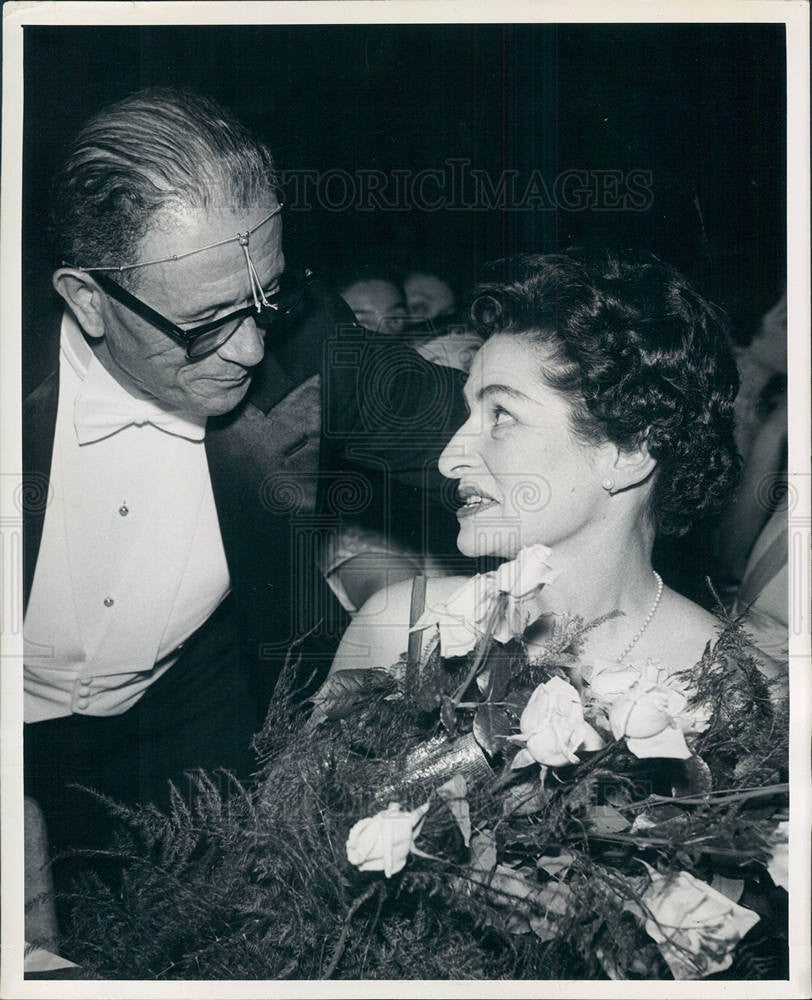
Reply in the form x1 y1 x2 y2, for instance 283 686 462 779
217 316 265 367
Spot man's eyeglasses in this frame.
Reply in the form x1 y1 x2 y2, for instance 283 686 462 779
89 267 315 359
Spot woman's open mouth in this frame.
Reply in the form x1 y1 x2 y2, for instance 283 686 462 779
456 486 499 519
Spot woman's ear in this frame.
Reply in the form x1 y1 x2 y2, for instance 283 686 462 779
52 269 106 339
606 435 657 493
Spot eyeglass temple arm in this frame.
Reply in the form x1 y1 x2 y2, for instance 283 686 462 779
254 268 316 324
88 271 189 341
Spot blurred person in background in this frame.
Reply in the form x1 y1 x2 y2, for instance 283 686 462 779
338 272 410 337
339 263 482 373
718 289 788 659
404 267 483 373
329 264 474 612
403 269 457 325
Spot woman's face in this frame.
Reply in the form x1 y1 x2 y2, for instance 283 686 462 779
438 334 613 559
339 279 409 335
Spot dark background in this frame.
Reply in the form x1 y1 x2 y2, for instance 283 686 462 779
22 22 786 395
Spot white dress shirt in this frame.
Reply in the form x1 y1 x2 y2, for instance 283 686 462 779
24 312 231 722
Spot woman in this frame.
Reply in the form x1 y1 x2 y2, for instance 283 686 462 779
332 248 762 677
60 250 789 983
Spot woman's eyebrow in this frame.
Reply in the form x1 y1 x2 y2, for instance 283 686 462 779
476 383 536 404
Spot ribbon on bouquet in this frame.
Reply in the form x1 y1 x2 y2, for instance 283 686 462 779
372 733 494 807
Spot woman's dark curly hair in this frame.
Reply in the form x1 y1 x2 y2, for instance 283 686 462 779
471 249 741 536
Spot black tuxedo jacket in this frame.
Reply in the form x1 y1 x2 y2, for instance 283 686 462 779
23 281 469 703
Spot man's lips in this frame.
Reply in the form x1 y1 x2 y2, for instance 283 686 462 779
202 371 251 384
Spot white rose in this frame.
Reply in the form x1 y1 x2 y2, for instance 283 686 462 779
610 679 684 737
590 659 711 760
346 800 430 878
493 544 557 596
641 866 759 979
511 676 603 769
412 573 495 658
588 660 642 702
410 543 559 658
766 819 789 890
492 544 560 642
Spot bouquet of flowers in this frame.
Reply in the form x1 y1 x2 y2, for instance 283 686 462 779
59 545 789 981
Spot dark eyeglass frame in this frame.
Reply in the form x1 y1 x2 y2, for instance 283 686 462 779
88 267 315 359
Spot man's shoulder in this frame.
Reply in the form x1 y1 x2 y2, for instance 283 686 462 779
244 279 357 413
276 277 358 375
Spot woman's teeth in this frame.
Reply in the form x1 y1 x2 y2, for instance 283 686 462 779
458 494 498 516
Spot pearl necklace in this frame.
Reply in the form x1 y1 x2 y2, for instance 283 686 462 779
616 570 664 662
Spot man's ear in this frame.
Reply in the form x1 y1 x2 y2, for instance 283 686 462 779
52 269 106 339
607 435 657 492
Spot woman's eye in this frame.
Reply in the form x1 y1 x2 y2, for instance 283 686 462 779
492 405 514 427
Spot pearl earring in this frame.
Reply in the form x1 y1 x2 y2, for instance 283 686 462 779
602 478 614 492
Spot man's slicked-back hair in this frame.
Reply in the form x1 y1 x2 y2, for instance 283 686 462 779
51 87 280 281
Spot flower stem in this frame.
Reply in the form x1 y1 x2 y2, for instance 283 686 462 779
571 738 623 778
451 591 509 707
581 831 772 859
622 782 789 811
320 883 379 980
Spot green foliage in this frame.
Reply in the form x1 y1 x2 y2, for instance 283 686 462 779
61 619 788 980
680 615 788 789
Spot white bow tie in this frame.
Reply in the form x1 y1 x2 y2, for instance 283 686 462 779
74 375 206 446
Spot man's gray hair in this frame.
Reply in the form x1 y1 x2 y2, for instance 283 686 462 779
51 87 279 283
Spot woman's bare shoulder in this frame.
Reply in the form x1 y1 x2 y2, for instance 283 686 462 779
330 574 471 674
645 587 723 668
662 588 720 633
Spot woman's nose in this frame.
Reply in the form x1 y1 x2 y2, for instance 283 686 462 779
438 423 477 479
218 316 265 367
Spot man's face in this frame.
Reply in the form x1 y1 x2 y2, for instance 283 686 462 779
91 198 284 418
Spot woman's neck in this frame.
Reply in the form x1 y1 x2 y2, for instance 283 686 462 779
528 516 658 647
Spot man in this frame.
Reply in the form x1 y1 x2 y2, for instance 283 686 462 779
22 88 467 894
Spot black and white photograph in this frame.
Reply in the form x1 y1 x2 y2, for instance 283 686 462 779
1 1 809 994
